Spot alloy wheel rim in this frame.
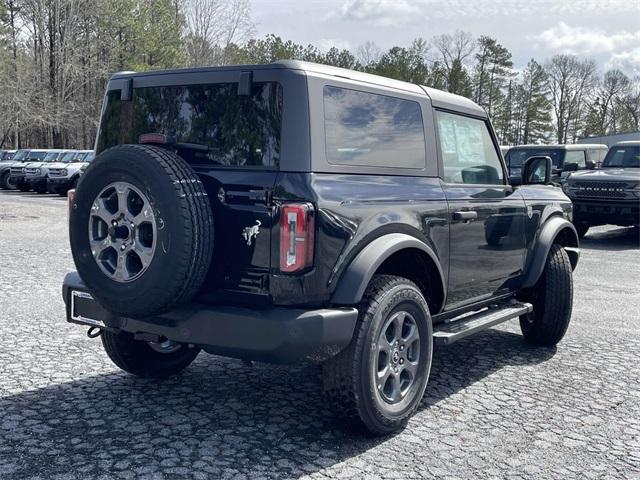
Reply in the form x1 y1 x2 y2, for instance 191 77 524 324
88 181 156 283
374 310 421 404
148 338 181 354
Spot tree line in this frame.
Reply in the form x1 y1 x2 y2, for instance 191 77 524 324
1 0 638 149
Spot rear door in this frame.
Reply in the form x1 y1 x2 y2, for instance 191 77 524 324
168 80 283 298
435 110 527 309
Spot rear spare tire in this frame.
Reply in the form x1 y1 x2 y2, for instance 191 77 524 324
69 145 214 317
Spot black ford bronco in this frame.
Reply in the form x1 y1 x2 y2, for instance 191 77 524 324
63 61 579 435
563 141 640 238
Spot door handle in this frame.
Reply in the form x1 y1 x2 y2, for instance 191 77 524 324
453 211 478 221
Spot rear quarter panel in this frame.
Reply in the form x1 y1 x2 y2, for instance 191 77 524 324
270 173 449 306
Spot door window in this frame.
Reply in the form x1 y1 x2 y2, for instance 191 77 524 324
436 111 504 185
564 150 586 168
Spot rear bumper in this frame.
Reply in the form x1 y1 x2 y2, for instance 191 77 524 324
572 199 640 226
62 272 358 364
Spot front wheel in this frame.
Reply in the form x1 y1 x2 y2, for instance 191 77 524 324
518 244 573 346
1 171 16 190
101 330 200 378
322 275 433 435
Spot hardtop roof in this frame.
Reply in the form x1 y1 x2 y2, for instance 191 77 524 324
110 59 487 118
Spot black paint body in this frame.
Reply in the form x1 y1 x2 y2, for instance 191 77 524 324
94 62 576 319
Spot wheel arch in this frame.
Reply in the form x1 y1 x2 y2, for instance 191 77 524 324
521 215 579 289
330 233 446 313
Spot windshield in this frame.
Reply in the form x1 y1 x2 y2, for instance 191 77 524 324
602 145 640 168
506 148 564 168
44 151 61 161
13 150 29 161
84 152 95 162
28 151 47 161
60 151 78 163
97 81 283 168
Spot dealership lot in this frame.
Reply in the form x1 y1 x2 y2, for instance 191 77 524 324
1 190 639 479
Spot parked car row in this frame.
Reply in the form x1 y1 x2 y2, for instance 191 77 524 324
501 141 639 238
0 148 94 196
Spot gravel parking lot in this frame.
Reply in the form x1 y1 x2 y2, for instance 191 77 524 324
1 189 639 480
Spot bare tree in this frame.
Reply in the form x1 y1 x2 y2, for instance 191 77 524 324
184 0 254 66
431 30 474 74
546 55 596 143
356 40 381 68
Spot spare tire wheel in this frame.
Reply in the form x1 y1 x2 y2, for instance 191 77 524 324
69 144 214 317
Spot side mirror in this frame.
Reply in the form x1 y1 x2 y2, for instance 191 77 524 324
586 159 596 170
522 156 552 185
564 162 578 172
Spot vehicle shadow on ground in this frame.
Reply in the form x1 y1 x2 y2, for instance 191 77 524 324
0 329 554 478
1 190 66 200
580 226 640 252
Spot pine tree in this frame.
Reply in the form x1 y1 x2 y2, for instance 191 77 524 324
473 36 513 118
519 59 552 144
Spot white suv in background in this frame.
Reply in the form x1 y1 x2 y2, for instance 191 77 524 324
47 150 95 196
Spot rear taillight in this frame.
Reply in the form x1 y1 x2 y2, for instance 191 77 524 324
139 133 168 144
67 189 75 217
280 203 314 273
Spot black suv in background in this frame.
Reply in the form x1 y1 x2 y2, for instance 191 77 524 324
564 141 640 237
505 144 607 184
63 61 579 435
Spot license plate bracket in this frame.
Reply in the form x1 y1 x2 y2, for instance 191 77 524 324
69 290 109 327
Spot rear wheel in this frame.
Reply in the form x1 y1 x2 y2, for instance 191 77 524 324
322 275 433 435
519 244 573 346
101 330 200 378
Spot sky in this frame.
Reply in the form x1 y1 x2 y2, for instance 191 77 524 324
251 0 640 76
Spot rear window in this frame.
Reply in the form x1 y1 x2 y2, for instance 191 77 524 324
97 82 283 169
323 86 425 169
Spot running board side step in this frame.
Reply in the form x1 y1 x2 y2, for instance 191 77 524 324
433 302 532 345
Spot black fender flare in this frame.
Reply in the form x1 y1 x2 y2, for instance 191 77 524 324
330 233 446 309
521 216 580 288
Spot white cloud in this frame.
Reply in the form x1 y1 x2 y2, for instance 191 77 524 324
606 48 640 77
530 22 640 56
316 38 353 53
338 0 421 27
334 0 637 25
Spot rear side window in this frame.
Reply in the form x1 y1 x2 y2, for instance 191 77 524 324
436 111 504 185
97 82 283 169
323 86 425 169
